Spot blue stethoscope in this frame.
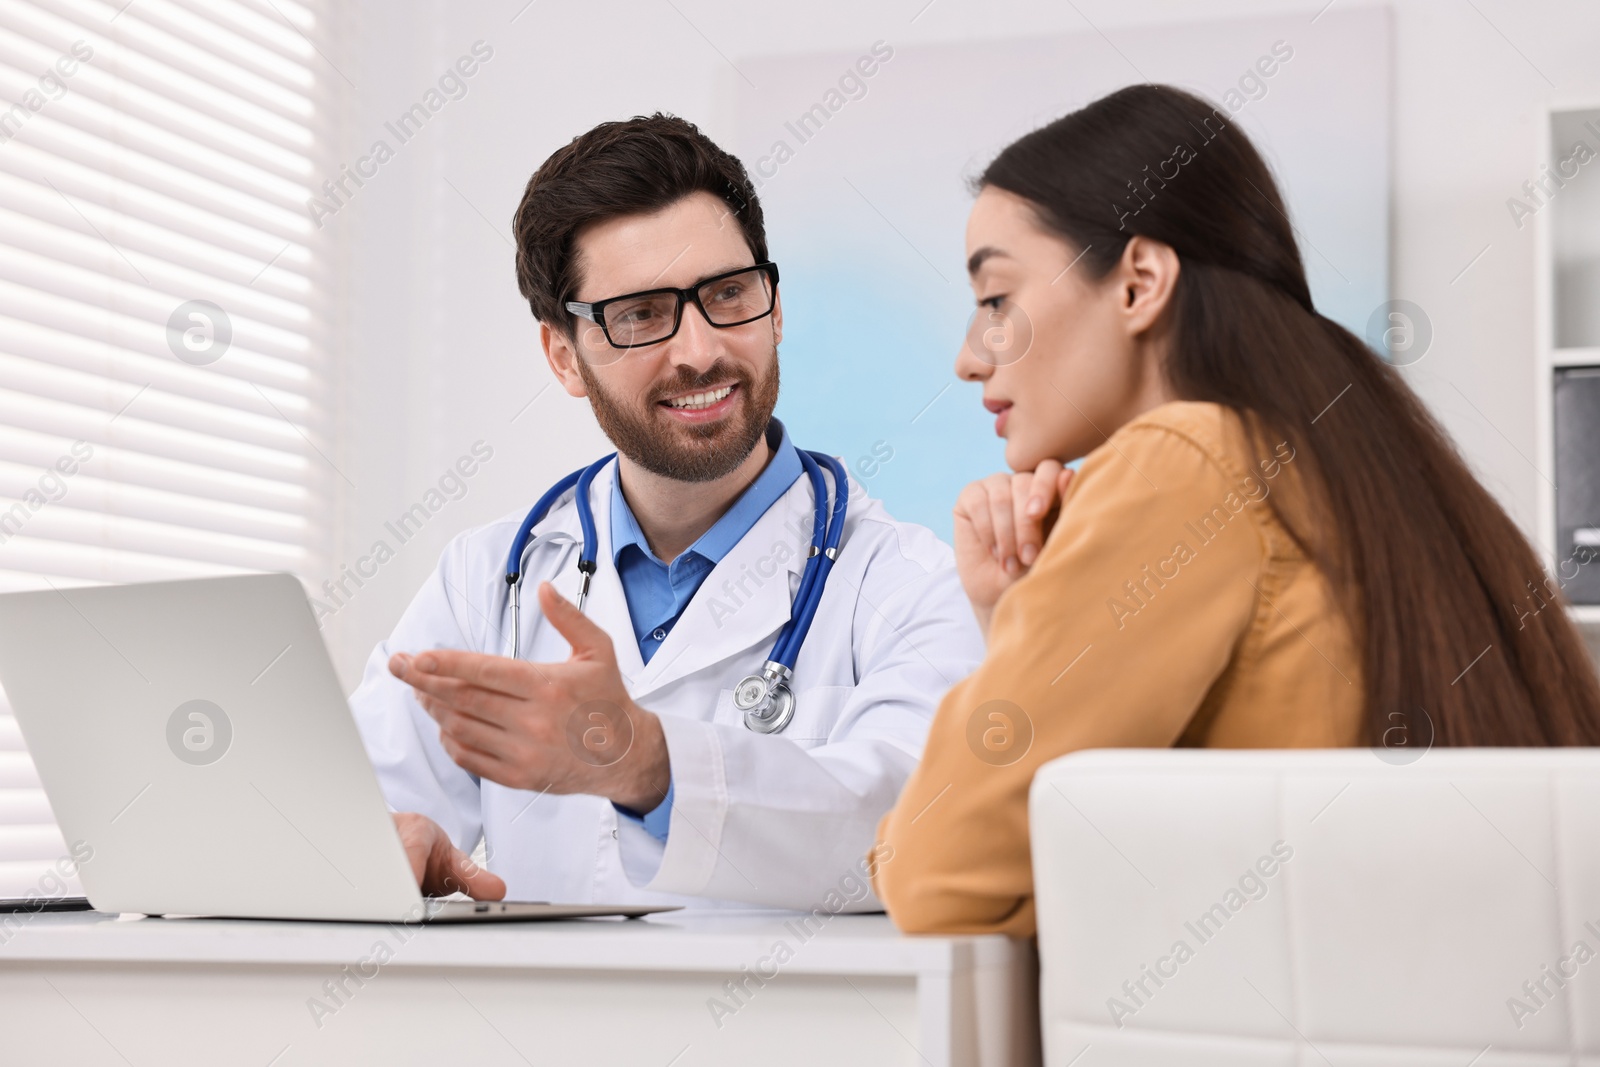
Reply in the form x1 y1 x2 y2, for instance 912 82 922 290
504 449 849 734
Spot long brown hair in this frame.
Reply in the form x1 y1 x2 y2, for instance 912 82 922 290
980 84 1600 746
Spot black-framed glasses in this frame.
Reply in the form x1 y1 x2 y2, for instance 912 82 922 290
565 262 780 352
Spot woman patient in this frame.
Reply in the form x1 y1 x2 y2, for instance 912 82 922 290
874 84 1600 935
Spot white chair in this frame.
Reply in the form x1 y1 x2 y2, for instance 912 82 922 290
1029 748 1600 1065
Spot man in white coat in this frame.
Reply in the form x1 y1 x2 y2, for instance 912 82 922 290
350 113 983 912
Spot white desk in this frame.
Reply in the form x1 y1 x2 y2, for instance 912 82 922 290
0 910 1039 1066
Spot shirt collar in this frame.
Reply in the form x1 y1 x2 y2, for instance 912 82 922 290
609 418 803 568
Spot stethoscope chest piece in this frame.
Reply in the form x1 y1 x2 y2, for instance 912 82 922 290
735 663 796 734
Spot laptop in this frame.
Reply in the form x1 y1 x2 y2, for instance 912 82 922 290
0 573 679 924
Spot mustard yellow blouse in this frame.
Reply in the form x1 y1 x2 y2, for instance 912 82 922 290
873 401 1364 936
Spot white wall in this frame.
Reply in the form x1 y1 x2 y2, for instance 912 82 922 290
319 0 1600 686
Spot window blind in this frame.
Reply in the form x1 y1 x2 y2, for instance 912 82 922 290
0 0 332 897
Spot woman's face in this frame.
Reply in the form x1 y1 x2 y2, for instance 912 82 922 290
956 185 1175 471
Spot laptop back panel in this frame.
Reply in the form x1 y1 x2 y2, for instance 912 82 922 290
0 574 424 922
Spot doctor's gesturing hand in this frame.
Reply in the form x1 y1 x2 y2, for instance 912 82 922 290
953 458 1074 636
387 579 671 815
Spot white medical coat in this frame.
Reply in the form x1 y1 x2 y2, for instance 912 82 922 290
349 459 984 911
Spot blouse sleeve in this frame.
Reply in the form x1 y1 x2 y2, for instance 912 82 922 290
872 418 1269 936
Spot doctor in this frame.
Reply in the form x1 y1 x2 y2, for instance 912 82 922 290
349 112 984 911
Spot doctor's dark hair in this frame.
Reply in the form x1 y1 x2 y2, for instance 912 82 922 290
979 83 1600 747
512 112 766 335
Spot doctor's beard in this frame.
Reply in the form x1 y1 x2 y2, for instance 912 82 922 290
577 349 781 483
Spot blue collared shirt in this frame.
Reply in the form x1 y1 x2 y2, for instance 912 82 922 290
609 419 803 841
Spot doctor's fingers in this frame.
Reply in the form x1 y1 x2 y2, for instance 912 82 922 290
394 813 506 901
407 673 534 733
432 712 525 775
436 712 586 797
394 648 546 699
435 845 507 902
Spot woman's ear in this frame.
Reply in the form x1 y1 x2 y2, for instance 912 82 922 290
1117 236 1181 336
541 322 589 398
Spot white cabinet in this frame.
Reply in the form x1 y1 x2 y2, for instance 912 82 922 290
1535 105 1600 634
